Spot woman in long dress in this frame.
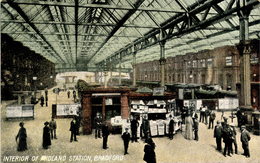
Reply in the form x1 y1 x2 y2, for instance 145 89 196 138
42 121 51 149
16 122 27 151
185 111 194 140
143 138 156 163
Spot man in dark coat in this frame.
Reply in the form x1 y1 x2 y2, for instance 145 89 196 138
222 124 232 157
67 90 70 98
94 113 102 139
43 121 51 149
131 117 139 142
142 115 150 143
208 110 216 129
102 122 109 149
122 128 130 155
241 126 251 158
168 115 174 140
236 108 242 128
193 118 199 141
214 120 223 151
70 116 77 142
204 107 210 125
40 95 44 107
16 122 27 151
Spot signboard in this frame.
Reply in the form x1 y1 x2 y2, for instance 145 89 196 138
153 87 165 96
6 105 34 119
179 89 184 99
56 104 81 116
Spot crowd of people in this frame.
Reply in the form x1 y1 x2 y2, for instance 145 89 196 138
15 104 251 162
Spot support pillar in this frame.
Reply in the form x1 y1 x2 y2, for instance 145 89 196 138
159 40 166 87
133 52 137 87
119 59 122 85
121 93 129 119
102 96 106 123
237 0 253 128
82 94 92 134
110 63 113 85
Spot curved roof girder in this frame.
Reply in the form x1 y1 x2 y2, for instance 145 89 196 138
99 0 259 66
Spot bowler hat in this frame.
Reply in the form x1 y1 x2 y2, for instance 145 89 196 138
44 121 49 125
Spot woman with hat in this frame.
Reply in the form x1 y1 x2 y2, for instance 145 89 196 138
42 121 51 149
143 138 156 163
16 122 27 151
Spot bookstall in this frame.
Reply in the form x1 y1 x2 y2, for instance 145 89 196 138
6 104 34 120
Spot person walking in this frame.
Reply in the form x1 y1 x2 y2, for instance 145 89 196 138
185 111 193 140
241 125 251 158
70 116 77 142
102 122 109 149
193 118 199 141
236 108 242 128
214 120 223 151
168 115 174 140
122 128 130 155
208 110 216 129
49 118 57 139
230 123 237 154
131 116 139 142
222 124 232 157
16 122 27 151
143 138 156 163
42 121 51 149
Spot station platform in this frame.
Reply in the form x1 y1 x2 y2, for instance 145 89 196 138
1 87 260 163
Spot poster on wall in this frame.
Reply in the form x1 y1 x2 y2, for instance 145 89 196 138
56 104 81 116
6 105 34 119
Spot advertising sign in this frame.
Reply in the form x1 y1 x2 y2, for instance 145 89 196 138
56 104 81 116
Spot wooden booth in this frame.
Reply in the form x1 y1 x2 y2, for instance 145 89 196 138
81 88 133 134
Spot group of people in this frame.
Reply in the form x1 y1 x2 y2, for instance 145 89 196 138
199 105 216 129
67 90 77 102
184 108 199 141
213 117 251 158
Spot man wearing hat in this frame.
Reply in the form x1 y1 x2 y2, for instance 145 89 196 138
122 127 130 155
43 121 51 149
142 115 150 143
230 123 237 154
70 116 78 142
131 116 139 143
222 123 232 157
241 126 251 157
214 120 223 151
168 115 174 140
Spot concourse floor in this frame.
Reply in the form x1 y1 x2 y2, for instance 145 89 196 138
1 87 260 163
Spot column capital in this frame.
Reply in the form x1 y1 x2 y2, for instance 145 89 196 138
159 40 166 47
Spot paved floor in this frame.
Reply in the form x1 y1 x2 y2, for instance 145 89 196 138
1 87 260 163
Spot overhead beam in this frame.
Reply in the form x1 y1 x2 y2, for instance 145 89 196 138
1 0 185 13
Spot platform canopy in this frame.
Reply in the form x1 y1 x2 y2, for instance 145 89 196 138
1 0 259 73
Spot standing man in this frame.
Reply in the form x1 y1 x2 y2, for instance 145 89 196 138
73 90 77 103
208 110 216 129
45 88 48 107
230 123 237 154
102 122 109 149
67 90 70 98
214 121 223 151
49 118 57 139
193 118 199 141
94 113 102 139
168 115 174 140
241 126 251 158
40 95 44 107
69 116 77 142
122 128 130 155
222 124 232 157
236 108 242 128
131 116 139 142
142 115 150 143
200 105 205 123
204 106 210 125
